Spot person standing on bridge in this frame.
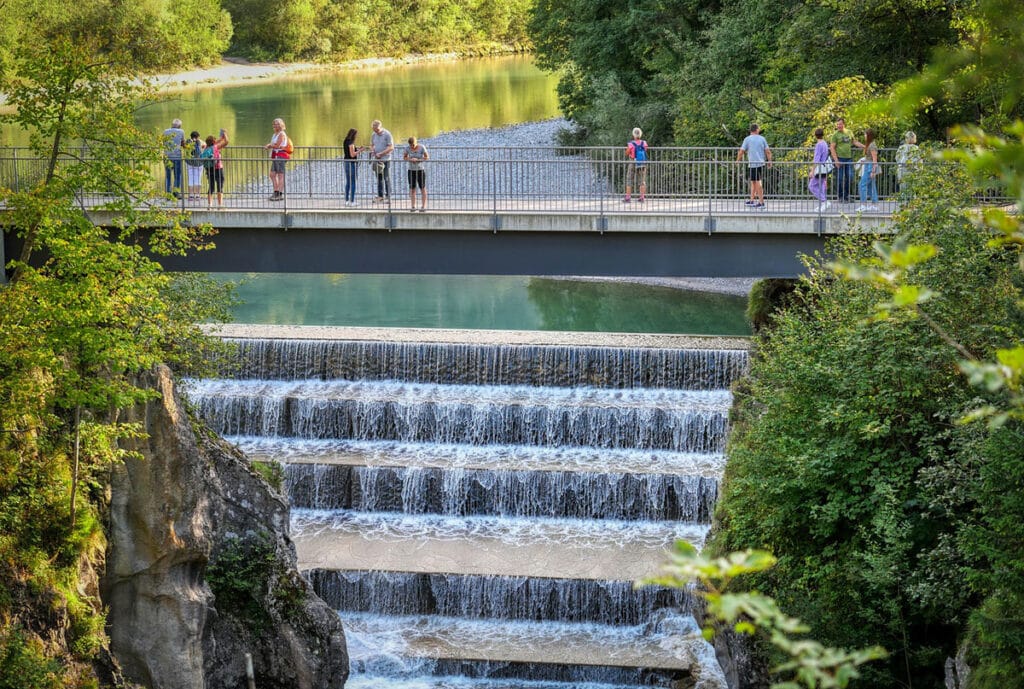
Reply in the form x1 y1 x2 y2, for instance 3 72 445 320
809 128 832 211
623 127 648 203
265 118 290 202
343 128 367 207
185 131 205 203
204 129 229 208
371 120 394 202
855 128 880 212
737 123 772 209
162 118 185 199
404 136 429 212
829 118 855 203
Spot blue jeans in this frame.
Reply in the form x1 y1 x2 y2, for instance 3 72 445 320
344 160 357 202
859 163 878 203
835 157 853 201
165 157 183 196
376 161 391 198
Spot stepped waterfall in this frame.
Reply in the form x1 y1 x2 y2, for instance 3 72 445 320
188 331 748 689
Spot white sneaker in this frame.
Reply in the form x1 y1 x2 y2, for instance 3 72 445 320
867 205 879 211
821 201 832 210
855 205 868 212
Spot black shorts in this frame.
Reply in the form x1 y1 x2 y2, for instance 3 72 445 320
747 166 764 182
408 169 426 189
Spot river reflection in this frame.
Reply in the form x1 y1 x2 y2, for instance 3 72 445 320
0 56 558 148
141 56 559 149
213 273 750 335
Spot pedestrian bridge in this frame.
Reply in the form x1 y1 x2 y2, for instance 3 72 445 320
2 145 907 277
95 201 893 277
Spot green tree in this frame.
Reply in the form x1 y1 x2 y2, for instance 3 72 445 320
0 0 231 72
710 160 1023 687
0 38 233 684
528 0 705 144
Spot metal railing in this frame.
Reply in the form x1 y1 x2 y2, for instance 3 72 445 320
0 146 1013 217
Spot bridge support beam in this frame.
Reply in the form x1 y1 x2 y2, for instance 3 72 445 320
5 209 887 278
145 226 823 278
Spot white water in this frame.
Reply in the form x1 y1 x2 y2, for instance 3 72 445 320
189 336 744 688
292 510 708 550
228 436 726 476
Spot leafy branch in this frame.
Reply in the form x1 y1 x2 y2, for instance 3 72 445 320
639 542 886 689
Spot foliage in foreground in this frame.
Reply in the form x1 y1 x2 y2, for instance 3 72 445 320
642 542 886 689
708 160 1024 687
0 40 233 685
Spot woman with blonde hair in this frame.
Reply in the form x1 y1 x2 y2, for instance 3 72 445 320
264 118 290 201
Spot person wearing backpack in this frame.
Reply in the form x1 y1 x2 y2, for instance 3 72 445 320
185 131 205 202
623 127 648 203
203 128 229 208
264 118 290 201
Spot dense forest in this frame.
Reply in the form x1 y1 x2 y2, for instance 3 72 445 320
0 0 531 73
529 0 1021 147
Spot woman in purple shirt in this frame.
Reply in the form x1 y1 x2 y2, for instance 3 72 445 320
809 128 832 210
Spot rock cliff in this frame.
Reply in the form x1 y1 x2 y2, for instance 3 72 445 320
101 365 347 689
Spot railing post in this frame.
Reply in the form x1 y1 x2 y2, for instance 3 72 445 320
708 159 714 222
12 148 19 192
492 159 498 224
307 150 313 200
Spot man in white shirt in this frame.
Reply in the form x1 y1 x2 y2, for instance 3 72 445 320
370 120 395 202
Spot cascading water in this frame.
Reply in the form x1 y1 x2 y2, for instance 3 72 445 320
188 332 748 689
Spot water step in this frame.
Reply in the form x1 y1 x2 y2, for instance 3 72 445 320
187 379 731 451
307 570 695 625
343 611 719 673
283 463 718 521
293 511 707 581
228 437 726 477
345 677 670 689
349 663 674 687
345 677 664 689
218 336 749 390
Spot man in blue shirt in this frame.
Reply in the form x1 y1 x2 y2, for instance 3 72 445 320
737 123 772 209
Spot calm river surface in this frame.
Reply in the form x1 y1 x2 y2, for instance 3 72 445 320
215 273 751 335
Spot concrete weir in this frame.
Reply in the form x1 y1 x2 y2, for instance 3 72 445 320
191 324 748 687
